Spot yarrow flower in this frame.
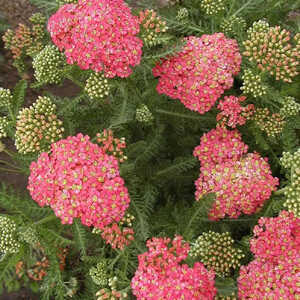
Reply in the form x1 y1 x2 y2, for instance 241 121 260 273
136 104 154 125
138 9 168 47
0 116 9 139
280 96 300 118
28 133 131 229
189 231 244 276
217 95 254 128
220 16 246 37
153 33 241 114
0 88 13 108
200 0 226 15
280 150 300 217
131 236 217 300
85 72 111 101
89 260 108 286
193 127 278 220
243 21 299 82
0 215 20 254
240 69 267 98
176 8 189 22
252 107 285 137
96 276 128 300
48 0 143 77
238 211 300 299
15 96 64 154
33 45 66 84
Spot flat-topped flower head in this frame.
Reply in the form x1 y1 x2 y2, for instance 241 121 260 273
48 0 143 77
0 215 20 254
193 126 248 170
131 236 217 300
153 33 241 114
195 153 279 220
28 133 130 229
250 211 300 264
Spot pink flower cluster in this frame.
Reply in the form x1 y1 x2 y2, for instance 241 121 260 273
193 127 278 220
28 133 130 229
152 33 241 114
131 236 217 300
47 0 143 78
217 95 254 128
238 211 300 299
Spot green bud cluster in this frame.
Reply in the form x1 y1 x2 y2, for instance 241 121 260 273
0 215 20 254
96 276 128 300
33 45 66 85
280 150 300 217
200 0 226 15
240 69 267 98
220 16 246 36
252 107 285 137
247 20 270 35
243 21 299 82
119 213 135 227
65 277 79 298
139 9 168 48
0 88 13 108
280 96 300 118
29 13 46 25
18 227 39 247
0 116 9 139
189 231 244 276
85 72 110 100
136 104 154 124
89 260 109 287
176 8 189 22
15 96 64 154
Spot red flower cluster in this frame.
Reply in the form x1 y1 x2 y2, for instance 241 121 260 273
28 133 130 229
131 236 217 299
153 33 241 114
217 95 254 128
193 127 278 220
238 211 300 299
47 0 143 77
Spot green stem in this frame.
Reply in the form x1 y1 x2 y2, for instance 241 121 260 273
274 187 287 196
34 215 57 226
0 167 22 173
232 0 255 16
0 159 22 170
156 109 215 122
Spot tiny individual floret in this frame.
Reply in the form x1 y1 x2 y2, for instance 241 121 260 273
57 0 78 5
138 9 168 47
33 45 66 84
200 0 226 15
243 22 299 82
0 215 20 254
0 116 9 139
89 260 108 286
29 13 46 25
280 150 300 217
220 16 246 36
217 95 254 128
280 96 300 118
189 231 244 276
85 72 110 100
176 8 189 22
15 96 64 154
0 88 13 108
135 104 154 125
153 33 242 114
240 69 267 98
252 107 285 137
